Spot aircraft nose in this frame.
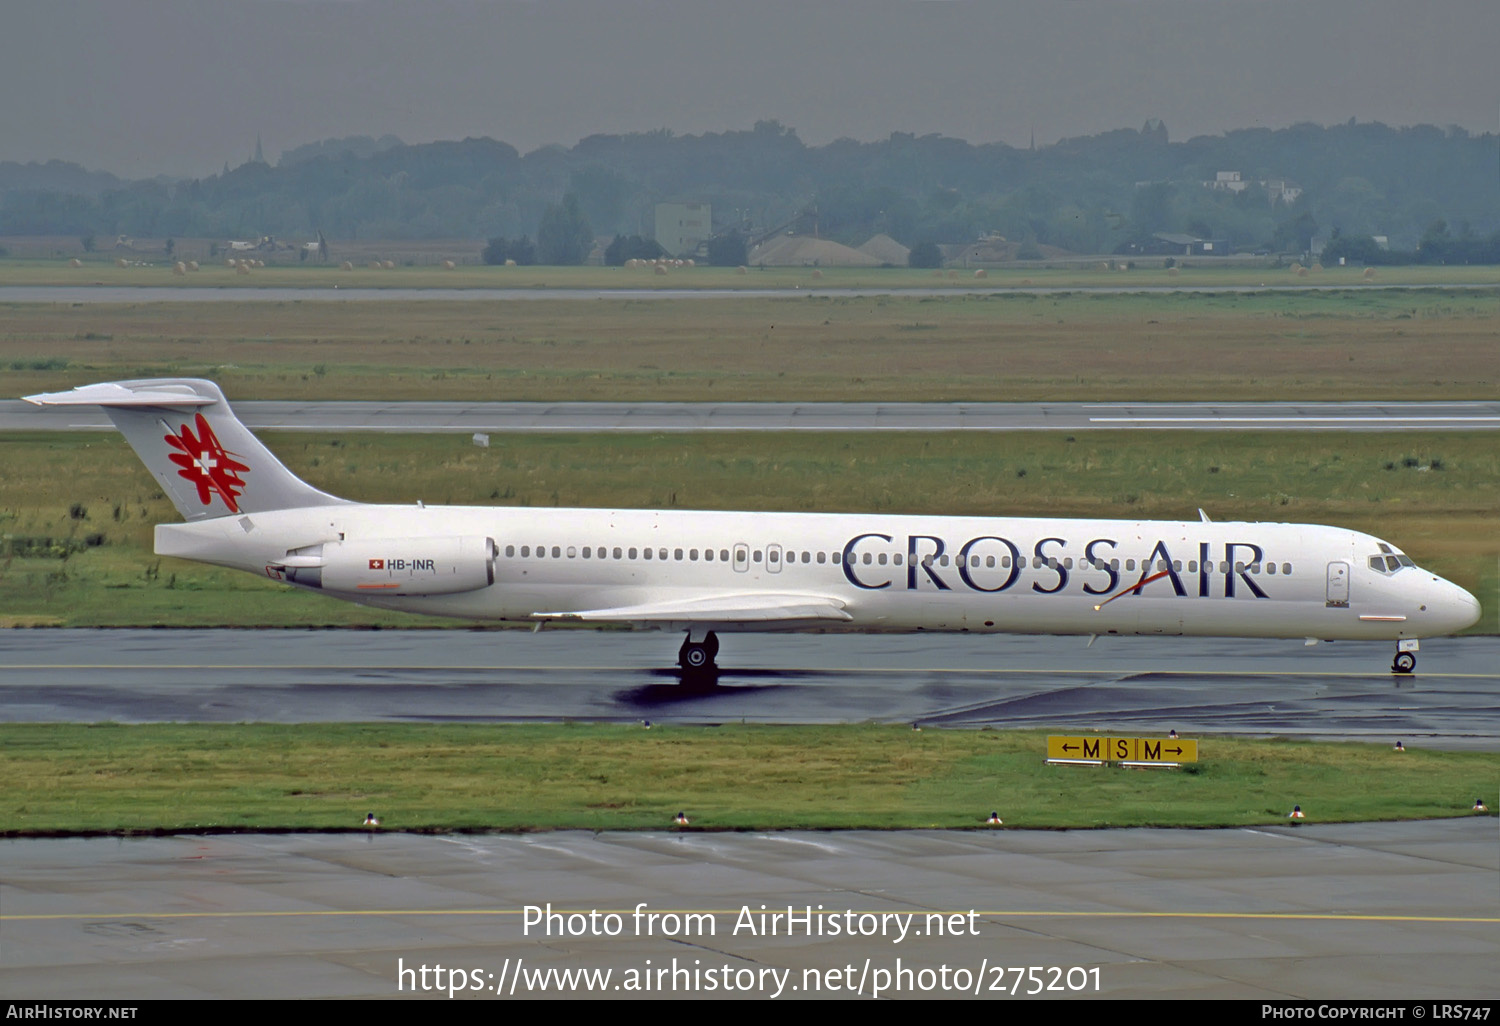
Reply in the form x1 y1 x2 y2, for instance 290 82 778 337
1435 580 1481 633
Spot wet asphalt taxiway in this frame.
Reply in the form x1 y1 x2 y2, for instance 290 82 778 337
2 629 1497 747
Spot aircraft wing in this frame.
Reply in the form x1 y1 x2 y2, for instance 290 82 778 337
532 593 852 626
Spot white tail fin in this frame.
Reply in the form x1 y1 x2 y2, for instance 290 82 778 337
23 379 347 520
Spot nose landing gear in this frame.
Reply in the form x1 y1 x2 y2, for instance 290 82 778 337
1392 650 1415 674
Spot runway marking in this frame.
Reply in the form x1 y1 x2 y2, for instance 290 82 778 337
5 909 1496 924
1089 416 1500 424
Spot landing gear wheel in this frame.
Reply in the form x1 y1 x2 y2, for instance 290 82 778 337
678 631 719 673
1392 651 1416 674
679 642 711 670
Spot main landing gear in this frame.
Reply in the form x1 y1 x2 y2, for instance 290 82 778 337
678 630 720 677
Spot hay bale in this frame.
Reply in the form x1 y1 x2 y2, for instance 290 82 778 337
188 260 199 271
947 269 958 279
236 262 251 275
1362 267 1376 280
654 264 668 275
1021 278 1033 286
1310 263 1323 273
172 262 187 276
684 259 695 267
504 258 516 266
382 260 395 270
973 268 987 279
341 261 354 271
369 261 382 270
735 265 748 274
253 259 265 268
1289 261 1303 272
442 259 456 270
1097 261 1110 271
1297 266 1309 277
69 258 83 268
116 258 129 268
811 269 823 279
1167 266 1181 277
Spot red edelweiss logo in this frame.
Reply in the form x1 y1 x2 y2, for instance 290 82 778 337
164 413 250 512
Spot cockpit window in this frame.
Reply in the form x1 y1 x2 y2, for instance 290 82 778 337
1368 553 1413 574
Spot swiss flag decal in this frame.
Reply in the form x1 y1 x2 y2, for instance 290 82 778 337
368 559 385 570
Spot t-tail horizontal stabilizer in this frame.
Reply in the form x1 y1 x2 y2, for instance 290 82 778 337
23 378 348 521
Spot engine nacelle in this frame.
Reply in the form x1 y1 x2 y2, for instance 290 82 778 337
285 536 496 596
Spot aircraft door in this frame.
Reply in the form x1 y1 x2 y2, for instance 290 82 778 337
733 543 749 573
1326 561 1350 607
766 543 783 574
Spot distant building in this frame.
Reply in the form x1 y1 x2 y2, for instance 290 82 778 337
1203 171 1303 206
746 235 881 267
655 202 712 258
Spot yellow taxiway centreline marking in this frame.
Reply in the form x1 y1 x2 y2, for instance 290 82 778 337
4 909 1496 924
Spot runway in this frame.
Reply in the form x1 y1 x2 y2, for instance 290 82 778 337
3 630 1497 747
7 398 1499 432
3 282 1497 305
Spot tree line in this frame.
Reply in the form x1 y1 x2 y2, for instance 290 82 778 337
2 120 1497 259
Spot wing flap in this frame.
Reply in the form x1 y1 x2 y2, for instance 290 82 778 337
533 593 851 625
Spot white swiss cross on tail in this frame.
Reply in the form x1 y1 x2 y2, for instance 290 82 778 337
163 413 250 512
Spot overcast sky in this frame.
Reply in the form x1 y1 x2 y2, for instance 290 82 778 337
3 0 1497 179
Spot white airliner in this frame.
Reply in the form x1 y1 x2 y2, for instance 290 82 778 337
25 379 1481 676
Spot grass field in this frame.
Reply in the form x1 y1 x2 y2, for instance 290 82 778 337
2 723 1493 835
2 286 1498 402
1 430 1494 630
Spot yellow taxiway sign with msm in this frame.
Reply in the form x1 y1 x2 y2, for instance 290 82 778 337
1047 736 1199 763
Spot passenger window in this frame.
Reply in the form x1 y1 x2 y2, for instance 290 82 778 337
878 553 887 565
506 545 515 557
1188 560 1197 572
581 546 590 558
986 556 996 568
863 553 872 565
817 551 826 564
1283 563 1292 575
720 550 729 562
612 547 622 559
832 552 842 564
644 548 653 560
628 547 637 559
690 549 699 561
567 546 576 558
675 548 684 560
551 546 560 558
753 551 762 562
521 545 530 557
1125 559 1135 571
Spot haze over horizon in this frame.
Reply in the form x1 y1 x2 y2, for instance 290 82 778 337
4 0 1498 180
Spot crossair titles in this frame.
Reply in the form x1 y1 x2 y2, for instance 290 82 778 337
841 533 1272 600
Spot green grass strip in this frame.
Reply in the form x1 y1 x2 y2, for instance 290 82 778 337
2 723 1493 835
